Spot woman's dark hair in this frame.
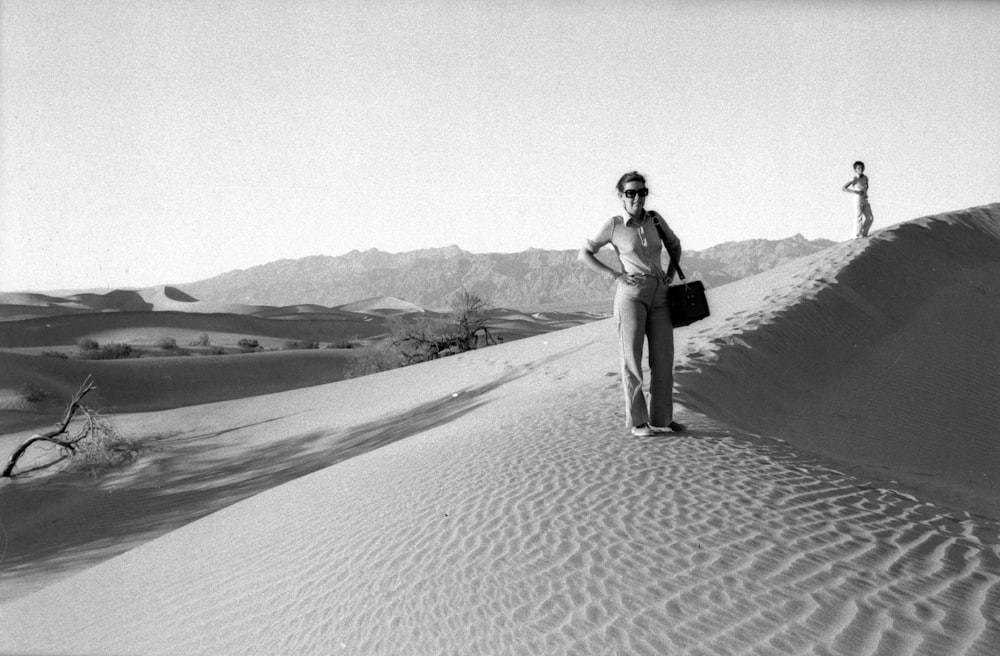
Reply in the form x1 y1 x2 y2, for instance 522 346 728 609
616 171 646 194
853 161 865 171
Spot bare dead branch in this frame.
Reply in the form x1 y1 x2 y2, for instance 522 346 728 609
2 376 98 477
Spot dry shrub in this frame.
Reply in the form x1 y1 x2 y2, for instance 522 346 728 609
156 336 178 350
3 376 140 478
78 342 135 360
237 338 261 353
67 414 140 477
326 337 361 349
189 333 212 347
77 338 99 351
283 339 319 350
345 339 409 378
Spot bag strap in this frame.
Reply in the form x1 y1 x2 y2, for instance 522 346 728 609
651 214 686 281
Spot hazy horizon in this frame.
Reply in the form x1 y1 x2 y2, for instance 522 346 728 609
3 0 998 292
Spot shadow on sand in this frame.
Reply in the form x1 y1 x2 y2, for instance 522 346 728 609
0 369 523 598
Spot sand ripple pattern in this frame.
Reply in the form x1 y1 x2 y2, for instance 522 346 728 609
4 373 998 655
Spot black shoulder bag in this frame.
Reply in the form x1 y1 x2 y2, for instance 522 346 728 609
651 215 710 328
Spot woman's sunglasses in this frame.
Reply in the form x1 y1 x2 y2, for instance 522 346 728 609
623 188 649 198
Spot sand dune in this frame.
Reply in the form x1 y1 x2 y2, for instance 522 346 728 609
65 289 154 312
0 286 263 318
0 292 69 307
336 295 427 315
253 304 370 320
0 348 360 432
0 310 384 349
1 206 998 655
0 291 597 437
674 203 1000 518
0 286 400 319
485 309 604 336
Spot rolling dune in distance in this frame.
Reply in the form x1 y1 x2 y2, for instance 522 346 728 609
0 289 598 436
1 206 998 655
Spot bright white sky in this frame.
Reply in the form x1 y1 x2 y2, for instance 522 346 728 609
2 0 998 292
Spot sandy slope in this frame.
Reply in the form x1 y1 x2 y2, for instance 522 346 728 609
1 206 999 655
0 349 359 431
674 204 1000 519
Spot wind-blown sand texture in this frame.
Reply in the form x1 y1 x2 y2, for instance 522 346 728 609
0 205 998 655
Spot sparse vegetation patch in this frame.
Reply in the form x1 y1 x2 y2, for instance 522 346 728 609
347 290 497 377
78 342 136 360
326 337 361 349
189 333 212 347
283 339 320 350
155 336 179 350
77 337 99 351
237 338 262 353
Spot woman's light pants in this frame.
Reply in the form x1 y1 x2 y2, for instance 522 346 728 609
614 276 674 428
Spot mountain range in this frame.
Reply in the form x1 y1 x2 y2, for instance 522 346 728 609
175 234 838 311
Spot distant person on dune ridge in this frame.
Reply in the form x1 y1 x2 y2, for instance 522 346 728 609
578 171 686 438
842 160 874 238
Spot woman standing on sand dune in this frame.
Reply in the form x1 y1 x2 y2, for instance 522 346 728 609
578 171 686 437
842 160 874 238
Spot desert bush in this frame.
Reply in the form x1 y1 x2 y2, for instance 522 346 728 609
3 377 139 478
69 417 140 477
345 339 410 378
189 333 212 347
18 382 47 402
345 317 424 377
77 338 99 351
78 342 135 360
346 292 496 377
237 338 261 353
326 337 361 349
450 289 491 345
282 339 320 350
41 350 69 359
346 291 497 378
155 336 178 350
207 345 227 355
